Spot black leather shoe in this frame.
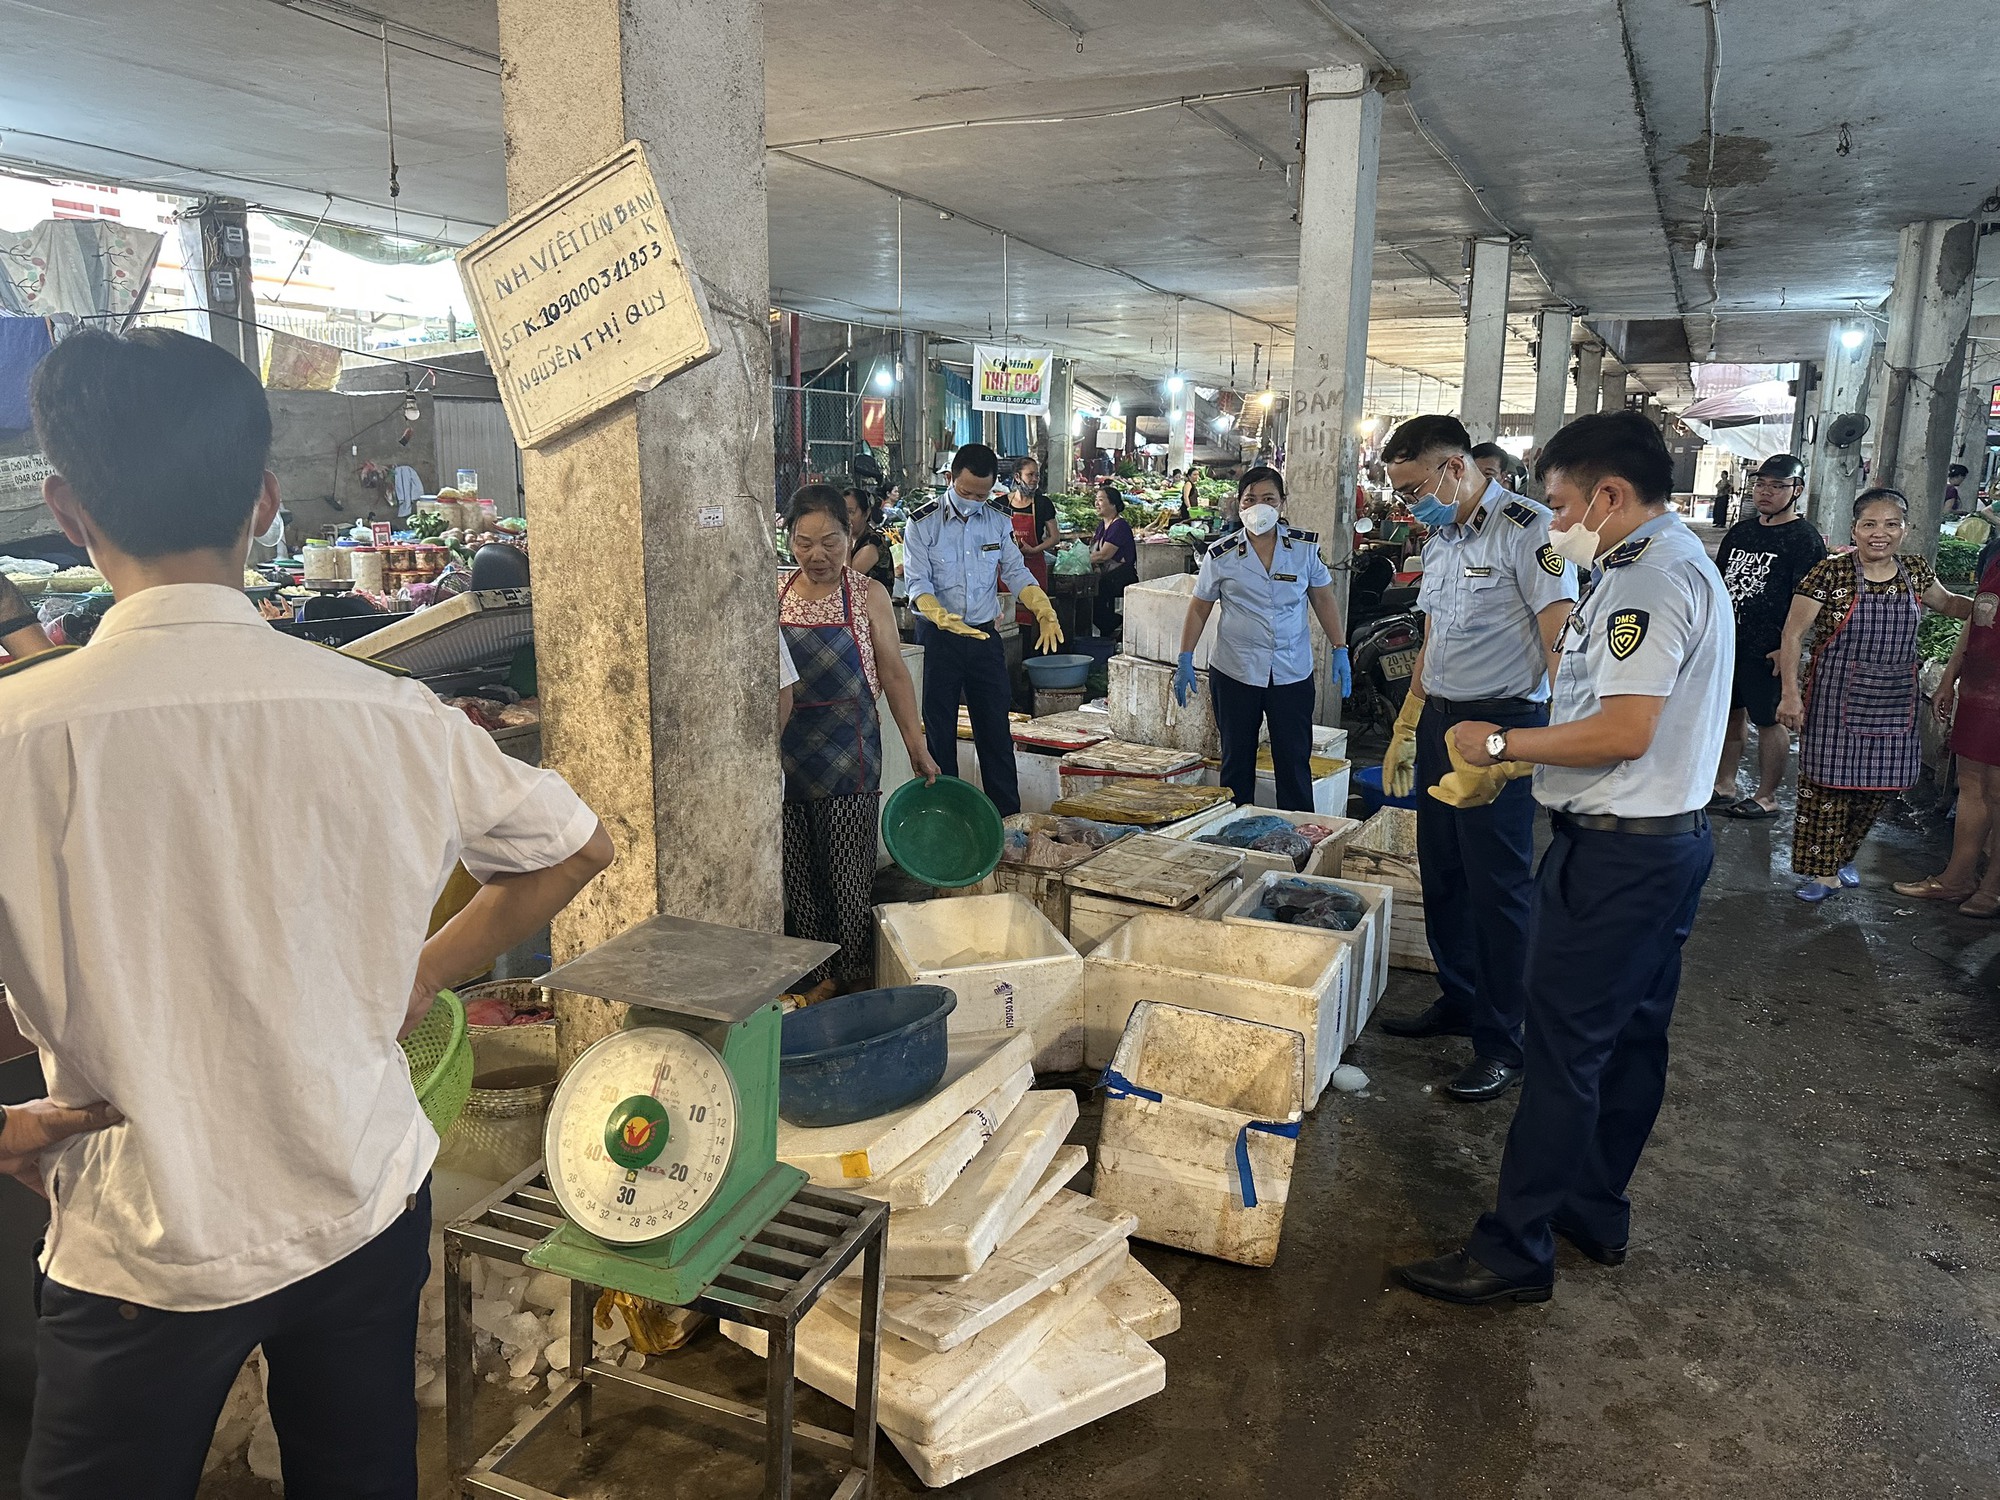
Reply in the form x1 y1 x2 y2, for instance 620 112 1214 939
1445 1057 1523 1101
1379 1001 1472 1039
1395 1249 1552 1305
1552 1221 1628 1267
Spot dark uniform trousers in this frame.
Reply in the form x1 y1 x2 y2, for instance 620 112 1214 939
24 1180 432 1500
1468 818 1714 1281
1414 696 1548 1069
1210 666 1316 810
916 619 1020 817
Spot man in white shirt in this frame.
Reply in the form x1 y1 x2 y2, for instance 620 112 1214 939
5 328 613 1499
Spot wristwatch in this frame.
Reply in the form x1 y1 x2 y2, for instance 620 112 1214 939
1485 730 1510 762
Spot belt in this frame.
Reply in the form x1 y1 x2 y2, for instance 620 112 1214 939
1423 695 1542 719
1552 810 1707 837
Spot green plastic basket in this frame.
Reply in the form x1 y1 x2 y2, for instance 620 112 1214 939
882 775 1005 888
401 988 474 1135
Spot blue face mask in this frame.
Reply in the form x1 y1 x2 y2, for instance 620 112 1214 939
1409 492 1459 528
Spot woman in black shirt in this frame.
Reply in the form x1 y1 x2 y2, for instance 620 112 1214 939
843 485 897 593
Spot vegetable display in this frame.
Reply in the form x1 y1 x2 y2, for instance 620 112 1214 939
1935 535 1980 584
1918 613 1964 664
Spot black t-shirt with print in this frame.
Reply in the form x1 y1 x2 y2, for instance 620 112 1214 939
1714 513 1827 652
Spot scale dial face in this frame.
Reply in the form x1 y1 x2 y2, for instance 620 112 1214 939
545 1026 741 1246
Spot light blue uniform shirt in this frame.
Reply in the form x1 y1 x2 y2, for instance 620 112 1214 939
1534 511 1734 817
1193 524 1332 687
1416 480 1580 702
901 495 1038 627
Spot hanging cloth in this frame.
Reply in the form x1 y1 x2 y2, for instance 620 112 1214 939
1800 552 1922 790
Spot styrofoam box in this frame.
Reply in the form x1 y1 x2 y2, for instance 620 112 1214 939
1092 1000 1305 1267
1253 759 1351 817
950 742 1059 817
1066 874 1242 958
1082 911 1349 1110
1220 871 1393 1047
876 893 1087 1071
1311 725 1350 761
1107 653 1221 760
1120 573 1217 667
1164 805 1360 883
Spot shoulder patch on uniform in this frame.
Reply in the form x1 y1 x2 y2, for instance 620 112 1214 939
1536 543 1567 577
907 498 941 522
1600 534 1654 570
1207 529 1246 558
986 497 1013 516
1606 608 1649 660
0 644 78 681
1502 500 1536 528
1283 525 1318 544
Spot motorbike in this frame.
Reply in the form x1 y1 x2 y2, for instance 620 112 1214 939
1342 518 1424 743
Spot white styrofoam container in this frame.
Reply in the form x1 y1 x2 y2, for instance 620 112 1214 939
1220 870 1393 1044
875 893 1087 1071
1092 1000 1305 1267
1163 805 1360 882
1057 738 1206 801
1119 572 1217 667
1253 759 1351 817
884 1090 1079 1276
1066 874 1242 958
850 1063 1034 1212
1082 911 1349 1108
1099 1255 1180 1341
1312 725 1350 761
949 741 1057 817
1107 653 1221 760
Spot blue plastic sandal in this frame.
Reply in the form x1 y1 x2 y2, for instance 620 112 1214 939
1796 881 1837 903
1837 864 1860 887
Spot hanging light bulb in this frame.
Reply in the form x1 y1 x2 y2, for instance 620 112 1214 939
1214 413 1233 431
1107 400 1122 418
1840 326 1868 351
1165 374 1185 395
874 367 895 391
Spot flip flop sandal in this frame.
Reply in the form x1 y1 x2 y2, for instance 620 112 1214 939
1958 893 2000 918
1706 791 1737 812
1727 798 1777 820
1892 877 1976 902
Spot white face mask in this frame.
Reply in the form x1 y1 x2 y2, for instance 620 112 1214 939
1241 503 1280 535
255 508 286 549
1548 492 1609 569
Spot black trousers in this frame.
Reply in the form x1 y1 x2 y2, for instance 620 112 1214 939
1468 820 1713 1279
1414 697 1547 1070
1209 666 1316 809
24 1181 432 1500
916 619 1019 816
1093 562 1138 636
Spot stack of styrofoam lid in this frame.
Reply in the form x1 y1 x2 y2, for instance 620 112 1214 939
757 1029 1176 1486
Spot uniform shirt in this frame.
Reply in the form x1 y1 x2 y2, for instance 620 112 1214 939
0 585 598 1311
1416 481 1579 702
1534 512 1734 818
1193 523 1332 687
900 494 1037 627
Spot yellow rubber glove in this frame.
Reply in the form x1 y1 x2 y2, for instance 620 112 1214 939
1427 734 1535 809
1018 584 1066 654
1383 684 1425 799
913 593 987 640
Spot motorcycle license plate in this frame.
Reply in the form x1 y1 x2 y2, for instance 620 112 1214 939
1381 647 1418 681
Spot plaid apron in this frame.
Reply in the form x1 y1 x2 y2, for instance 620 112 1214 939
780 572 883 802
1800 553 1920 790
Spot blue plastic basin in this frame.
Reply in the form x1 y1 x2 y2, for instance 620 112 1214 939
1023 652 1092 689
1356 764 1419 814
779 985 958 1128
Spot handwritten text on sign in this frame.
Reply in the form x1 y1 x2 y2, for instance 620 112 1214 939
458 142 716 448
972 344 1053 416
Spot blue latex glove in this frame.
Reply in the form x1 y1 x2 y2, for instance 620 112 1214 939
1173 651 1198 707
1331 646 1352 699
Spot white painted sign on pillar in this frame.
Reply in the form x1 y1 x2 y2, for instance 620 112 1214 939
458 141 717 448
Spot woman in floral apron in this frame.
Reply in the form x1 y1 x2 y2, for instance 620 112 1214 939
781 486 939 1000
1894 548 2000 914
1776 488 1973 901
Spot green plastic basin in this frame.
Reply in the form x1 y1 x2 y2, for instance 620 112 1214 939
882 775 1005 888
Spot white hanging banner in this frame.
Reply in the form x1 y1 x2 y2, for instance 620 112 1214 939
972 345 1054 416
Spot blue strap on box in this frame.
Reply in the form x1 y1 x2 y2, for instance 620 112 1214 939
1098 1066 1162 1104
1234 1119 1301 1209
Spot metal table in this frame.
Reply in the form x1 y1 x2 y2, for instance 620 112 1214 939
446 1161 888 1500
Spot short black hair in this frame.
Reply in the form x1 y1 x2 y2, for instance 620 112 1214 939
1236 465 1286 501
1095 482 1125 514
1469 442 1514 471
840 483 878 526
950 442 999 479
1949 464 1970 480
1534 411 1673 505
1852 486 1909 522
31 326 272 557
1381 414 1472 467
785 482 850 533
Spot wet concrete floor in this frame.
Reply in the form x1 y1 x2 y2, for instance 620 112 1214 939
181 781 2000 1500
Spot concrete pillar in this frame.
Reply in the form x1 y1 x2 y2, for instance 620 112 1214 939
1600 365 1628 414
496 0 781 1063
898 329 927 490
1573 342 1603 418
1285 62 1383 722
178 198 259 372
1049 358 1076 490
1531 307 1572 457
1460 237 1511 444
1874 219 1976 558
1808 320 1874 538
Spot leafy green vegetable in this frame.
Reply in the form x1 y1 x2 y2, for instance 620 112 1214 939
1919 613 1964 663
1936 535 1980 584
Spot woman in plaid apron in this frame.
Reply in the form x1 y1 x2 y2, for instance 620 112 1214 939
781 486 939 1000
1776 489 1972 901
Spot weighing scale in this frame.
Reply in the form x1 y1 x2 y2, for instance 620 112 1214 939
526 912 837 1304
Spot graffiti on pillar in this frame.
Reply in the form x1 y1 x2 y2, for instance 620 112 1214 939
459 141 717 448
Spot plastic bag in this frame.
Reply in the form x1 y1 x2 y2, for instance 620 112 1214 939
1053 541 1093 576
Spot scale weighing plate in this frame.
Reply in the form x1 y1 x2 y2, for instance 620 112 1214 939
525 915 836 1305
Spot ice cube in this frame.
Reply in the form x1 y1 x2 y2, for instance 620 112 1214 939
508 1341 541 1380
522 1272 568 1313
622 1350 646 1371
545 1336 572 1374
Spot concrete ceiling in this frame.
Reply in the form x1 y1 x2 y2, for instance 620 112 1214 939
2 0 1996 415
